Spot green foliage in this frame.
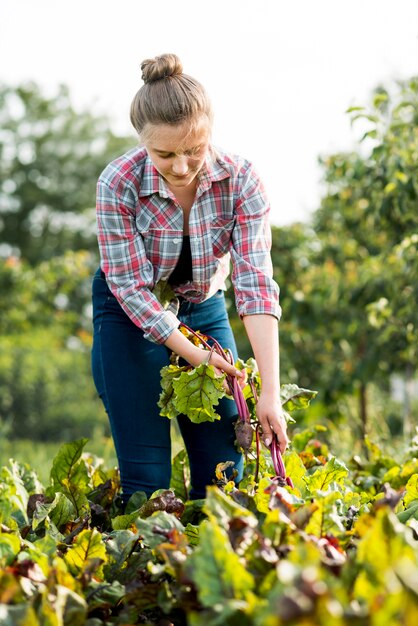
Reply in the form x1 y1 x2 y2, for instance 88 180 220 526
172 363 226 423
0 81 133 264
0 249 95 336
159 362 226 423
0 428 417 624
64 528 108 577
0 71 417 624
0 252 108 441
0 327 107 440
187 514 255 607
280 383 318 412
261 77 418 438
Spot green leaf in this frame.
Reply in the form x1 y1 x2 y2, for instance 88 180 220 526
346 105 365 113
404 475 418 508
254 476 274 514
111 511 140 530
133 511 185 549
49 492 76 528
283 450 308 494
187 517 255 607
0 533 21 566
48 439 90 517
384 181 397 194
125 491 148 514
49 438 89 488
180 499 207 526
0 605 38 626
204 486 257 528
280 384 318 412
45 584 87 626
84 580 125 613
104 529 141 573
354 508 417 600
172 363 225 423
170 448 190 501
152 279 177 310
290 425 328 453
398 502 418 524
64 528 108 577
184 523 200 546
372 92 388 109
158 364 189 419
395 170 408 184
0 462 30 527
304 492 346 537
304 457 348 493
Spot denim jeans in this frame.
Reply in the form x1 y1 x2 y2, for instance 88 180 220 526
91 268 243 501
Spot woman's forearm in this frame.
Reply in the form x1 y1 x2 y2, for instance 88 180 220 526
242 314 280 392
242 314 289 451
164 327 242 379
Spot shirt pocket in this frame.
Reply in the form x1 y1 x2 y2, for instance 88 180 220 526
210 218 235 258
137 226 183 273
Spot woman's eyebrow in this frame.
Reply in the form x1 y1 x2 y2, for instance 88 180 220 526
154 144 202 155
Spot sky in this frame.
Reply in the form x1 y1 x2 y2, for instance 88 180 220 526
1 0 418 226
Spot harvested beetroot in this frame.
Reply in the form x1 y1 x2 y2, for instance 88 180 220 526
235 418 254 452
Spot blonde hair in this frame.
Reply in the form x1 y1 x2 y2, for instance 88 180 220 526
130 53 213 140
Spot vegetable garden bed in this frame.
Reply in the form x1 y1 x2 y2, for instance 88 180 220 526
1 331 417 625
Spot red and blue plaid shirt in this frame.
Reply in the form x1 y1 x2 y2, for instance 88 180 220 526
96 146 281 343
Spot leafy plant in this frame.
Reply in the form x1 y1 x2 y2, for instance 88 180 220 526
0 415 417 625
159 324 317 489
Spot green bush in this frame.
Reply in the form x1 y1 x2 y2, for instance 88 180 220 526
0 328 108 441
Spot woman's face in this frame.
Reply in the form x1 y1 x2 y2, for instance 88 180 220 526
144 118 211 190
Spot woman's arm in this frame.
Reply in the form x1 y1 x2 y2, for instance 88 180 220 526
242 314 289 453
164 328 243 380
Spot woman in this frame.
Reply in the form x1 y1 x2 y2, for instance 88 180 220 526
92 53 289 503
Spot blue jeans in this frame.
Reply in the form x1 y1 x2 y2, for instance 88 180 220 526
91 268 243 501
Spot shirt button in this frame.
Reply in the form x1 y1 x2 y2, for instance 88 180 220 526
172 238 181 244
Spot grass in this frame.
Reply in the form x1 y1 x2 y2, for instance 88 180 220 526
1 435 118 485
1 423 185 486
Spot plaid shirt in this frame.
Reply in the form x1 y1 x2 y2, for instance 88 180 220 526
96 146 281 344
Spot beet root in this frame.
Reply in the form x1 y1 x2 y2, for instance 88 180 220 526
235 419 254 452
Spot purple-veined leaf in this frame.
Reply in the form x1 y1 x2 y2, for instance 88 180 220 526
172 362 225 423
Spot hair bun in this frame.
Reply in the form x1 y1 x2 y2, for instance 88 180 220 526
141 53 183 84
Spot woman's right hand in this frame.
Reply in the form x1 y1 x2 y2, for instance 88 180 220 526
165 328 244 385
191 346 245 388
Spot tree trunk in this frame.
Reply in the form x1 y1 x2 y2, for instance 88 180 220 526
403 364 414 441
359 382 368 445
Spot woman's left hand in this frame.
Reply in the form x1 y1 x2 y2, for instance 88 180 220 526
256 390 289 454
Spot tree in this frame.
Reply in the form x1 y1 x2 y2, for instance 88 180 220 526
0 251 107 441
278 77 418 437
0 82 133 264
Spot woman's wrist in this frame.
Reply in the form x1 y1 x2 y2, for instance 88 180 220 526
164 328 202 365
259 384 280 398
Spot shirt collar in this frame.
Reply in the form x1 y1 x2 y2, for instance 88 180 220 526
137 155 168 198
137 148 231 198
197 148 231 194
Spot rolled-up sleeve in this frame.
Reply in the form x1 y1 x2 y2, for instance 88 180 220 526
96 179 179 343
230 162 282 321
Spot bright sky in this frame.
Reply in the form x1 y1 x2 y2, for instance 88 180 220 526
1 0 418 225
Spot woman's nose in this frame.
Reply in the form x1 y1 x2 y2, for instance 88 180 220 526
172 155 188 175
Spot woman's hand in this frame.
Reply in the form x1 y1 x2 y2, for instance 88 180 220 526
256 390 289 454
193 347 245 391
164 328 244 386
